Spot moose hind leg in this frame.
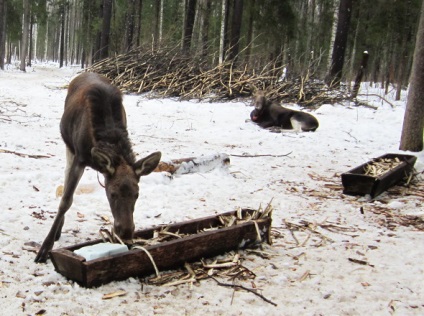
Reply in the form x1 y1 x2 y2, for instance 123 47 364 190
290 117 303 132
291 114 318 132
35 149 85 263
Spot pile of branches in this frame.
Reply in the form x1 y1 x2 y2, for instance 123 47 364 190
89 45 349 105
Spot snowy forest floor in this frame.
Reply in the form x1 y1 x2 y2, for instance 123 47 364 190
0 63 423 315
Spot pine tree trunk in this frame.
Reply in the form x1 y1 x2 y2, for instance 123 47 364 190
228 0 243 62
182 0 197 53
59 4 65 68
326 0 353 87
244 0 255 66
125 1 135 52
100 0 112 60
0 0 6 70
197 0 211 57
351 51 369 99
20 0 30 72
28 14 33 67
399 0 424 152
134 0 143 47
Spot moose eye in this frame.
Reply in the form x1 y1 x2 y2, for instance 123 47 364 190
111 192 118 200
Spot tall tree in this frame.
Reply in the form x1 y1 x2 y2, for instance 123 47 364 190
395 0 414 101
0 0 5 70
326 0 353 87
197 0 211 57
399 0 424 152
244 0 255 65
327 0 340 69
134 0 143 48
152 0 162 49
20 0 30 71
99 0 112 60
125 0 136 51
218 0 228 64
227 0 243 62
182 0 196 52
59 1 66 68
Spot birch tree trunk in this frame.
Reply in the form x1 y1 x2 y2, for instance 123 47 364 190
159 0 163 44
399 0 424 152
219 0 228 64
327 0 340 69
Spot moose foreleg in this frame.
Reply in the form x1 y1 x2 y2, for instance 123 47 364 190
35 150 85 263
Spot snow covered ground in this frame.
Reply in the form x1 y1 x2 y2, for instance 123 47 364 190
0 63 423 315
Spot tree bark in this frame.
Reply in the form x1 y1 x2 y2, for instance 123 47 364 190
125 0 136 52
152 0 161 49
244 0 255 66
59 4 65 68
0 0 5 70
134 0 143 47
198 0 211 57
351 51 369 99
326 0 353 87
327 0 340 70
20 0 30 72
219 0 228 64
399 0 424 152
99 0 112 60
228 0 243 62
182 0 197 53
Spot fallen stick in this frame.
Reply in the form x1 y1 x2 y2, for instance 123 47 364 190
0 148 52 159
209 276 278 306
231 151 292 158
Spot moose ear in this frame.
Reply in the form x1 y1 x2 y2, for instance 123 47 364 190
91 147 115 176
134 151 162 177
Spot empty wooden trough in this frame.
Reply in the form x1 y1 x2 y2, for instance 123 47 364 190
341 153 417 198
50 208 272 288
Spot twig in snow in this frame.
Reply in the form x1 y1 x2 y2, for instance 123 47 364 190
357 93 395 108
0 149 52 159
209 276 278 306
231 151 292 158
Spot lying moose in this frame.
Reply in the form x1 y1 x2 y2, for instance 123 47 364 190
250 91 319 132
35 72 161 263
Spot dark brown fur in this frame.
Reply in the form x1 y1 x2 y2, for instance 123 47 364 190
35 73 161 263
250 91 319 132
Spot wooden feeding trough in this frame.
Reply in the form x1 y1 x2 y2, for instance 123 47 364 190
50 208 272 288
341 153 417 198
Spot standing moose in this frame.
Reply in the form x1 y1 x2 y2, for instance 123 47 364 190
35 72 161 263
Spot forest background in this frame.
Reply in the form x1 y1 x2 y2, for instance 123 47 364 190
0 0 423 151
1 0 421 90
